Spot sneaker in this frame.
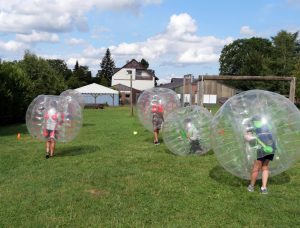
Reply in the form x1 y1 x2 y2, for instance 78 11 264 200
45 153 50 159
260 187 268 194
247 185 254 192
154 141 160 145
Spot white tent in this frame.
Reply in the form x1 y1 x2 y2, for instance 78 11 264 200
75 83 119 106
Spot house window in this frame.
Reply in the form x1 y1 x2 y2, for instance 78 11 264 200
125 94 130 98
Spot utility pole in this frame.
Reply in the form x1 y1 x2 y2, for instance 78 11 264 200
128 70 134 116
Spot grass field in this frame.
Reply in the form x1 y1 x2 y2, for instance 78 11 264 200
1 106 300 227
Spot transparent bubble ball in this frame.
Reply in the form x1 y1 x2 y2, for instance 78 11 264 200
60 89 85 109
211 90 300 179
163 105 213 156
26 95 83 142
136 88 180 131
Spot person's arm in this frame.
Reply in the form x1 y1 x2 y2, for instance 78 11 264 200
244 132 255 141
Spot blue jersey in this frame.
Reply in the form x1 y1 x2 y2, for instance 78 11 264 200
254 124 276 157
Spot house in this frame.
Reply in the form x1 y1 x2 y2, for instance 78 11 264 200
158 75 238 105
113 84 141 105
111 59 158 91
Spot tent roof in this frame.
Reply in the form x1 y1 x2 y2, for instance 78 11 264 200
75 83 119 95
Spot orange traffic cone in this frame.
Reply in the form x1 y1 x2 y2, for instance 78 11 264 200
17 133 21 140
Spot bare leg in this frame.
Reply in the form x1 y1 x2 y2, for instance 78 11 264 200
261 160 270 189
250 160 262 186
46 140 50 153
50 139 55 157
154 130 159 143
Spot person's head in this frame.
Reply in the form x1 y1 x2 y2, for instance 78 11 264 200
251 115 267 129
151 95 162 105
183 118 193 129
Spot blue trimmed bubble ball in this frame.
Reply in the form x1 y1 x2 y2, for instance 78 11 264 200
211 90 300 179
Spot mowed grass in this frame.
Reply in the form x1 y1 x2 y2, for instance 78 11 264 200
1 106 300 227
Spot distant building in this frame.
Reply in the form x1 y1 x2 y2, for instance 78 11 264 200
158 75 238 104
112 59 159 91
113 84 141 105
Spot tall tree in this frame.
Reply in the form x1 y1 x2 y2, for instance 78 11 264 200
271 30 300 76
292 58 300 100
140 58 149 69
99 48 115 86
47 59 72 81
19 51 67 96
219 37 275 91
219 38 273 76
74 60 79 72
67 61 92 88
0 61 32 123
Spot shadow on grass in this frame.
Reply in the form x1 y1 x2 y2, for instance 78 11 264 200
209 165 291 187
56 145 100 157
162 143 214 157
209 165 249 187
164 149 177 156
268 172 291 185
143 136 165 143
83 123 96 127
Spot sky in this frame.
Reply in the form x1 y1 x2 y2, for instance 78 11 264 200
1 0 300 84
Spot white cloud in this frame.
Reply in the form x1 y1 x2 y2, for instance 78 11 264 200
91 26 111 39
75 13 232 67
0 40 26 52
66 38 86 46
0 0 162 34
16 31 59 43
166 13 197 38
240 26 256 37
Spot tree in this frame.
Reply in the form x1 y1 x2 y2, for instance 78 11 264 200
0 61 32 123
19 51 67 96
219 37 275 91
271 30 300 76
99 48 115 86
75 65 92 85
74 60 79 72
292 58 300 101
47 59 72 81
140 58 149 69
69 61 92 88
219 38 273 76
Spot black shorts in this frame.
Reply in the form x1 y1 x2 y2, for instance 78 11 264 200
44 129 57 140
257 154 274 162
190 140 203 154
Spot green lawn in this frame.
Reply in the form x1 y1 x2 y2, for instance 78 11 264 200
1 106 300 227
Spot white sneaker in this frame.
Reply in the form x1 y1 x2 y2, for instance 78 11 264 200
247 185 254 192
260 187 268 194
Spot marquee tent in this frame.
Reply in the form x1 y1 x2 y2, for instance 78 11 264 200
75 83 119 106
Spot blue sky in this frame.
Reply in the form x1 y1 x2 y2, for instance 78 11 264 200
1 0 300 83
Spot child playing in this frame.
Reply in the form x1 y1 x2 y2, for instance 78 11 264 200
245 115 276 194
151 95 164 145
43 101 64 158
183 118 203 154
